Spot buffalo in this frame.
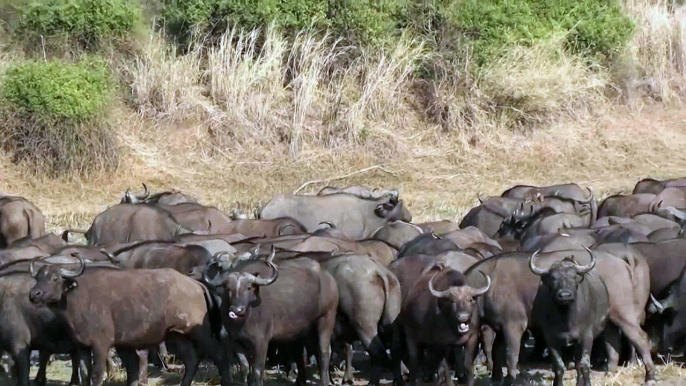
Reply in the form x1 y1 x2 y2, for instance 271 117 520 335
0 196 46 249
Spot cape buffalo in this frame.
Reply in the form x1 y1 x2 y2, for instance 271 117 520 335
633 177 686 195
391 263 490 386
29 256 231 386
83 203 186 245
321 254 401 385
0 196 46 248
121 184 198 205
317 185 399 200
529 252 609 386
204 253 339 386
259 193 412 240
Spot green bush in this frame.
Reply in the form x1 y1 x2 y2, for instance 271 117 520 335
444 0 634 64
328 0 406 46
161 0 328 39
17 0 140 46
0 60 118 175
2 60 111 119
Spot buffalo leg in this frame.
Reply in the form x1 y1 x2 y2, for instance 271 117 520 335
91 345 110 386
11 346 30 386
69 351 84 386
503 323 525 386
613 317 657 385
250 341 268 386
343 343 354 384
463 333 479 386
35 351 50 386
480 326 495 372
574 335 593 386
603 324 621 372
391 325 406 386
136 349 148 385
548 346 565 386
403 329 420 386
169 338 200 386
295 344 308 386
490 332 506 383
117 348 141 386
316 311 335 386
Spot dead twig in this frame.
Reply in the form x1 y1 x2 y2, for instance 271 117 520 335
292 165 398 195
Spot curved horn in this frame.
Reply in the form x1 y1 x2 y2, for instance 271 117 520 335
575 247 597 274
29 255 44 278
318 221 336 229
59 254 85 278
576 187 594 204
99 249 117 263
529 250 548 276
428 272 450 299
202 260 224 287
477 192 488 204
648 294 665 314
266 246 276 264
248 262 278 286
470 271 491 296
135 183 150 200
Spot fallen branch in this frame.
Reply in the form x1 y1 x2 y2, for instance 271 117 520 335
292 165 398 195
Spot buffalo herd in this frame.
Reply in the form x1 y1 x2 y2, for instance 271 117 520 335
1 178 686 386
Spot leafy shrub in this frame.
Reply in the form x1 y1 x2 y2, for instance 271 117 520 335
161 0 328 39
0 60 118 175
17 0 140 47
445 0 634 64
328 0 406 46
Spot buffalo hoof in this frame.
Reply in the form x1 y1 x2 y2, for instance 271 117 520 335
644 381 657 386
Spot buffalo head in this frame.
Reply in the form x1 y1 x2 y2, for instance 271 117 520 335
204 248 278 321
29 255 86 305
120 183 150 204
529 247 596 306
374 194 412 223
427 269 490 334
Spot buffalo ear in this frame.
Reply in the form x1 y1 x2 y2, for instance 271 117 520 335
64 278 78 292
375 202 396 218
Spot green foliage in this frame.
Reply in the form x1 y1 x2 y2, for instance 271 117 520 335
328 0 406 46
445 0 634 64
161 0 328 38
17 0 140 44
2 60 111 120
0 60 118 176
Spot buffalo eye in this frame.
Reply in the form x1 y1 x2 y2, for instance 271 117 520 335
52 276 58 282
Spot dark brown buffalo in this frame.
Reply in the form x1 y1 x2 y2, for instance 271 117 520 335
441 226 501 251
459 196 525 238
500 183 597 226
204 254 338 386
121 184 198 205
464 249 656 386
82 203 185 245
259 193 412 240
0 257 116 386
322 254 401 385
496 206 587 242
633 177 686 195
398 233 460 258
598 194 657 218
390 261 490 386
29 256 231 386
519 230 597 253
0 196 46 248
100 240 221 273
154 202 233 234
529 252 609 386
358 239 398 266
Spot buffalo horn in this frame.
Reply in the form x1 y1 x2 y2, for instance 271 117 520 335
529 250 549 276
576 187 594 204
202 260 224 287
136 183 150 200
470 271 491 296
99 249 117 263
266 246 276 264
248 262 279 286
575 247 597 274
477 192 488 204
278 223 298 236
318 221 336 229
428 272 450 299
648 294 665 314
29 255 44 278
59 254 85 278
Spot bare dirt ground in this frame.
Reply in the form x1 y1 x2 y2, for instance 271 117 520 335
2 106 686 385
